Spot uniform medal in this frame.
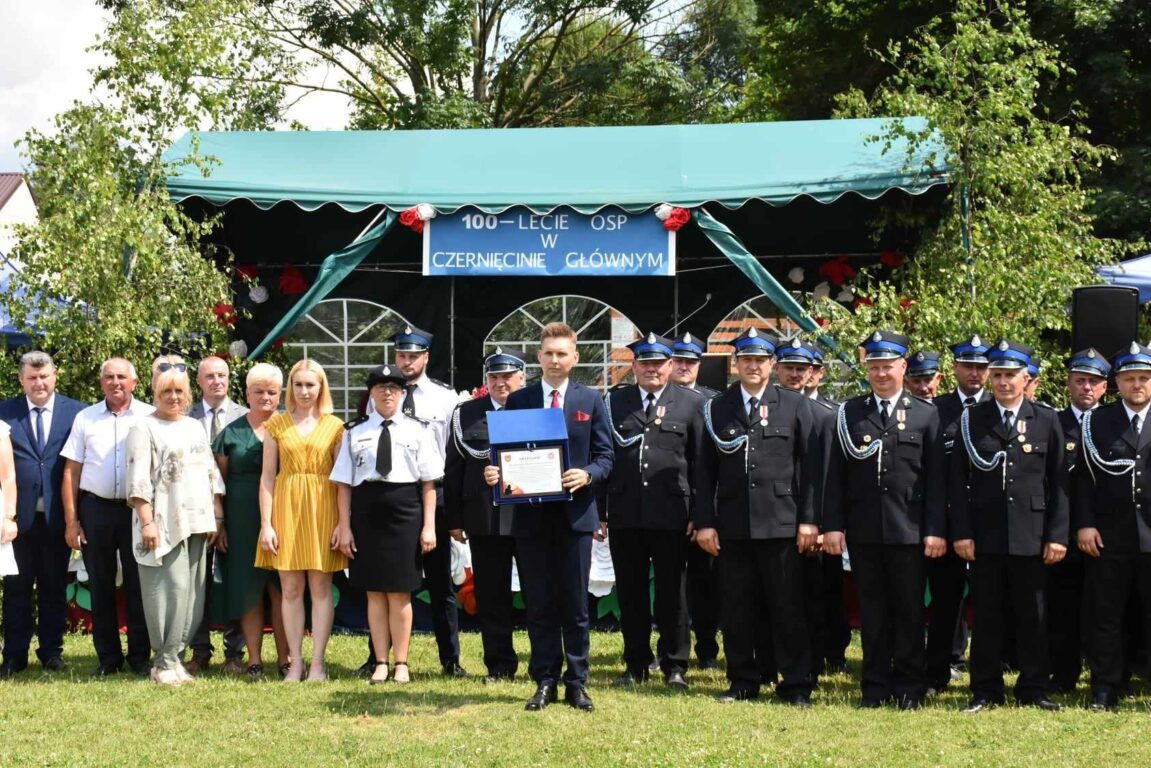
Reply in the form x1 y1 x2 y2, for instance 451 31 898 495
655 405 666 425
759 404 769 427
897 409 907 431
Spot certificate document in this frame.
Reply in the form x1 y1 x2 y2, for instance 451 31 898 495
498 446 565 497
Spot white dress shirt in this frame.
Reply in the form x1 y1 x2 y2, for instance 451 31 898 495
995 398 1026 428
330 411 444 486
1123 402 1150 433
60 398 156 499
405 373 465 464
740 385 768 419
873 389 904 417
542 379 570 410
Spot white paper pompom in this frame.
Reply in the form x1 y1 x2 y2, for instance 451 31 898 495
415 203 437 221
813 281 831 300
654 204 674 221
229 340 249 359
787 267 805 284
836 288 854 303
249 285 269 304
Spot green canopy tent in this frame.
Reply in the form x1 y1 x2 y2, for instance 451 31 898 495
163 118 950 385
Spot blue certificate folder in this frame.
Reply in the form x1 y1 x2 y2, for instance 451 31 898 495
487 408 573 505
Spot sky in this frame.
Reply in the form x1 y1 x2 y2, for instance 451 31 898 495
0 0 350 172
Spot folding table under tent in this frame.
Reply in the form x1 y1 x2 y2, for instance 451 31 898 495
163 118 952 397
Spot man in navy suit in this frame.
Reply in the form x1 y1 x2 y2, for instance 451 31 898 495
0 351 86 676
485 322 614 711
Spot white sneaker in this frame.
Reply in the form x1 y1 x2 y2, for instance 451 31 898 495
176 663 195 683
153 668 183 686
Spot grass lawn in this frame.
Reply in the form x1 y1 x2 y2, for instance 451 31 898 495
1 630 1149 767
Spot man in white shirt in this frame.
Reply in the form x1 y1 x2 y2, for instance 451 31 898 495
61 358 155 676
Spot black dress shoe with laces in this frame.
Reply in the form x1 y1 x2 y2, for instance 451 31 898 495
565 684 595 712
899 696 921 711
1023 697 1062 712
665 671 688 690
698 657 720 670
442 661 470 678
962 698 995 714
525 681 558 711
716 686 758 703
1089 692 1118 712
0 659 28 678
92 663 122 677
612 669 649 687
42 657 67 672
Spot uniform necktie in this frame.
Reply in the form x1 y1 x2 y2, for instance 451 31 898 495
550 388 561 409
879 400 890 425
403 384 417 418
644 392 656 420
1133 414 1141 436
748 396 759 422
963 396 976 408
376 419 393 476
1003 409 1014 432
33 407 46 453
210 407 223 441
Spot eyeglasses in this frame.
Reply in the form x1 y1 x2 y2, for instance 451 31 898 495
157 363 187 373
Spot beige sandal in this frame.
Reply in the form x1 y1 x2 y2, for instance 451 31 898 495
369 662 389 685
393 661 410 684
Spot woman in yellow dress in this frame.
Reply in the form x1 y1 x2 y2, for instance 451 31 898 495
256 359 346 682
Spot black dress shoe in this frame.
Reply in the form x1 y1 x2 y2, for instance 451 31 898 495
442 661 470 678
857 698 882 709
612 669 649 687
0 659 28 678
698 657 720 670
899 696 921 711
525 681 558 711
716 686 758 703
484 671 515 684
665 671 689 690
92 663 122 677
784 693 812 708
565 685 594 712
354 660 377 678
963 698 995 714
42 657 67 672
1089 692 1118 712
129 661 152 677
1023 697 1062 712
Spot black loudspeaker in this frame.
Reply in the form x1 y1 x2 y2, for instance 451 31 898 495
1072 286 1140 356
699 353 730 392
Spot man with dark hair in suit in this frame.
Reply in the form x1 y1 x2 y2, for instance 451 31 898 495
604 333 703 691
0 351 86 677
823 329 948 710
184 355 249 674
1073 342 1151 711
695 327 821 706
950 340 1067 713
446 347 526 682
485 322 614 712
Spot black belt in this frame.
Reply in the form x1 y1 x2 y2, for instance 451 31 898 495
80 491 127 504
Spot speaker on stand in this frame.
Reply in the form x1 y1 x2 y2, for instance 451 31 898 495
1071 286 1140 358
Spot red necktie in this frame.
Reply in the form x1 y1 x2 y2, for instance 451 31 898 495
550 389 561 409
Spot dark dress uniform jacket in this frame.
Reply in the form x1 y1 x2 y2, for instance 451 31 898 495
823 393 947 544
1072 401 1151 554
605 384 704 530
1059 408 1081 473
936 390 987 458
695 383 820 539
948 399 1070 554
444 396 514 537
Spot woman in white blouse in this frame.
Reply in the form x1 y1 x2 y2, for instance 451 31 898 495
0 420 17 547
126 355 224 686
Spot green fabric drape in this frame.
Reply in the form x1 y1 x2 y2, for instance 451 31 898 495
693 208 843 356
249 210 397 359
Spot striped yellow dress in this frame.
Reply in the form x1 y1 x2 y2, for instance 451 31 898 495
255 412 347 573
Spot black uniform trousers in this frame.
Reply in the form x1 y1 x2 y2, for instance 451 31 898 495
515 511 593 686
1085 552 1151 696
1046 552 1085 691
470 533 519 677
422 501 461 665
77 495 149 669
720 538 812 699
969 554 1050 702
187 546 245 662
925 551 969 689
821 553 851 666
2 514 72 665
686 545 721 662
850 544 926 702
608 527 690 675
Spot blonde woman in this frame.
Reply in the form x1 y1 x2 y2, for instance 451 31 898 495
126 355 224 686
212 362 290 680
256 359 346 682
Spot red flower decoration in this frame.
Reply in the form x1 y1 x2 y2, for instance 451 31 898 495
899 296 915 309
814 316 829 328
663 208 691 232
852 296 874 310
880 250 904 269
212 303 237 327
235 264 259 280
819 255 857 286
278 265 308 295
471 385 489 400
272 339 285 351
399 207 424 234
216 352 231 362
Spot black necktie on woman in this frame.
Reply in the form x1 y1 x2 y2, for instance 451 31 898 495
376 420 393 476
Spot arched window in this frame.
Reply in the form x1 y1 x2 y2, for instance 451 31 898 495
283 298 409 420
486 295 640 392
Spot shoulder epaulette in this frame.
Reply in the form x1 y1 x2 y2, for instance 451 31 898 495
811 398 835 411
429 377 455 391
675 384 705 398
344 414 369 430
410 415 431 427
911 395 935 407
1032 400 1056 411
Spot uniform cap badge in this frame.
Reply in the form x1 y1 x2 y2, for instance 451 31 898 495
972 334 982 347
748 327 758 338
647 332 656 344
1131 341 1141 355
404 325 413 334
683 333 693 343
1087 349 1096 358
998 340 1009 351
872 331 882 342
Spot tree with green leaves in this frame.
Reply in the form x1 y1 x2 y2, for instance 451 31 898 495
822 0 1131 404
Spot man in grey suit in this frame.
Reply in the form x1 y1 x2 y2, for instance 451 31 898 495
185 356 248 673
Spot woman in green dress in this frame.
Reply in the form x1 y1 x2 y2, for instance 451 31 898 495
212 362 289 679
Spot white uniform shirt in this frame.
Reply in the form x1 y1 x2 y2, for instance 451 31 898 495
330 411 444 487
60 398 156 499
405 373 465 466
